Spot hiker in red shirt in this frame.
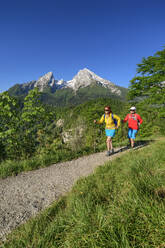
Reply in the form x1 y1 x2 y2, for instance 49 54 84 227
122 106 143 148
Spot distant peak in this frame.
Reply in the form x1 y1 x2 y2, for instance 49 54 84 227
34 71 56 92
81 68 90 71
45 71 53 75
39 71 53 78
79 68 93 74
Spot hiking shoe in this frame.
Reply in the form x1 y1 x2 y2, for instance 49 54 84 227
111 148 114 154
106 151 111 156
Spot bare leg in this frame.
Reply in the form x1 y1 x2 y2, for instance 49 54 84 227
107 137 113 150
110 137 113 150
106 137 110 151
130 138 134 148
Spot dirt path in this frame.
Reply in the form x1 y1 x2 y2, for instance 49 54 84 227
0 146 136 240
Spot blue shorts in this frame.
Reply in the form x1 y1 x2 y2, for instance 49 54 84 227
128 128 137 139
105 129 116 137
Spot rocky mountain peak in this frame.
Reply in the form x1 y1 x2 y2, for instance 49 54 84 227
8 68 126 98
76 68 95 80
66 68 121 95
34 72 56 91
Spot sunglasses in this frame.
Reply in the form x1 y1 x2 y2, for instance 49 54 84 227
105 109 110 112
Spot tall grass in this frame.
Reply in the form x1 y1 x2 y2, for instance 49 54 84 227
0 133 152 179
0 146 93 179
1 139 165 248
0 135 128 179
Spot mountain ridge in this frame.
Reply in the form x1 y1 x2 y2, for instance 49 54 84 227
8 68 128 106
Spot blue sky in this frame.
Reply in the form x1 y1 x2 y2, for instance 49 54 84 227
0 0 165 92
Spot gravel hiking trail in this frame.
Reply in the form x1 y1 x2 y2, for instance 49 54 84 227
0 146 141 241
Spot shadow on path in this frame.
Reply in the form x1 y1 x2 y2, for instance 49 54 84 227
114 139 154 154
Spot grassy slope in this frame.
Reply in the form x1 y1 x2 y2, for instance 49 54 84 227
2 138 165 248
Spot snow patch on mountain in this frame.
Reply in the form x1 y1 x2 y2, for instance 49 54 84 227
55 79 68 89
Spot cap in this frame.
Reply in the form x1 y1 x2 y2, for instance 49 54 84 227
130 106 136 111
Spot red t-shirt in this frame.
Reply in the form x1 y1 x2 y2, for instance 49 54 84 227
123 113 143 130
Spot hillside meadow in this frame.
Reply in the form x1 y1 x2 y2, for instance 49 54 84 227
1 138 165 248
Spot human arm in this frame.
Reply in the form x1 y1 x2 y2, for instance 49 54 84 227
137 114 143 128
94 115 104 124
113 114 121 128
122 114 129 123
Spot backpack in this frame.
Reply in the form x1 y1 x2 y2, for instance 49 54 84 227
104 113 118 127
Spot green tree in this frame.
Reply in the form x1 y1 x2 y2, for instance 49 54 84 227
128 48 165 135
129 48 165 103
0 92 19 160
20 88 54 157
0 88 55 161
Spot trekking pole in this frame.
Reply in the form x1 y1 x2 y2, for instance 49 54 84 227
93 127 96 153
120 122 124 151
118 120 125 152
89 122 96 153
93 122 97 153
